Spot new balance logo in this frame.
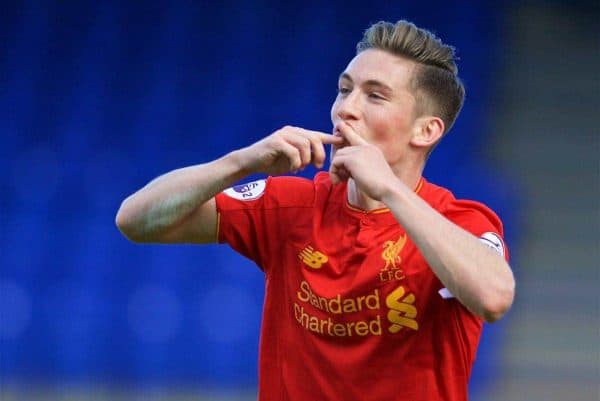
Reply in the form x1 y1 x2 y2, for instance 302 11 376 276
299 246 328 269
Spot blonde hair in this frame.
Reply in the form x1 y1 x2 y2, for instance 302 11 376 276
357 20 465 134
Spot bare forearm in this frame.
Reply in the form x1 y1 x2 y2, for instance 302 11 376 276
116 127 340 243
115 151 247 242
382 184 515 322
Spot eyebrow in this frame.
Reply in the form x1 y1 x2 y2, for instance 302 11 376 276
339 72 394 94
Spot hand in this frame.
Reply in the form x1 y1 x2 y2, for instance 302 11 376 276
238 126 344 175
329 122 397 201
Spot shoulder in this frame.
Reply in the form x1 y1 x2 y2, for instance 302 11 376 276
420 179 504 235
268 172 343 207
218 173 335 210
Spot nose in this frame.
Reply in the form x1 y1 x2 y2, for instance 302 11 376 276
334 90 361 121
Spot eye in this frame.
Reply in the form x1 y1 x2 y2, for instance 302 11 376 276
368 92 385 100
337 86 351 95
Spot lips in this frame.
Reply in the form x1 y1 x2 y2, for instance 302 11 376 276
333 122 354 136
333 123 358 148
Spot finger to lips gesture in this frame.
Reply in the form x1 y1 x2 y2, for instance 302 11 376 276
329 122 394 200
328 121 370 184
244 126 343 175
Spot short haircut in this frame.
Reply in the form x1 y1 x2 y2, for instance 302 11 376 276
356 20 465 135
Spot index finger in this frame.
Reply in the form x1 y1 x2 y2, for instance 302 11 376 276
296 128 344 145
336 121 368 146
320 134 345 145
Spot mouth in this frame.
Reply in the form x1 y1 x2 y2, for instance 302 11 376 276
332 123 355 148
333 121 358 135
332 124 347 138
332 126 344 142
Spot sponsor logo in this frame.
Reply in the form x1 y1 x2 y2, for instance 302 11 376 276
223 180 266 201
479 232 505 257
298 246 328 269
378 234 407 282
293 281 419 338
386 285 419 332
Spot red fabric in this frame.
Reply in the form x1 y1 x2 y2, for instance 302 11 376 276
216 172 508 401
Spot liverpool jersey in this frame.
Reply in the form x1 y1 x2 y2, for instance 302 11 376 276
215 172 508 401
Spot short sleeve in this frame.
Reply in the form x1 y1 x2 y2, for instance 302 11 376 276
444 199 509 262
215 176 315 270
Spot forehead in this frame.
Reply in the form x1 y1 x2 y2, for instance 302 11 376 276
341 49 417 90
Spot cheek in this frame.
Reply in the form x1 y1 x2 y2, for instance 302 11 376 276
367 112 412 162
367 110 408 141
330 99 339 122
380 101 415 131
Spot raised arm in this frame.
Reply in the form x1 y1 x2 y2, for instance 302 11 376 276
330 123 515 323
115 126 342 244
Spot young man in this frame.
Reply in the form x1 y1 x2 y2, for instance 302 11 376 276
116 20 515 401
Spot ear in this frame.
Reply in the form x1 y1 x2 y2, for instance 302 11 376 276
410 116 445 148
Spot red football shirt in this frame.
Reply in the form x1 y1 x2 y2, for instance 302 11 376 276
215 172 508 401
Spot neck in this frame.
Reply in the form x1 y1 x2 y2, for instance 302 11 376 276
347 180 386 211
347 160 424 212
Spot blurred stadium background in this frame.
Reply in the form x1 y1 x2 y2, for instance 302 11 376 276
0 1 597 400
